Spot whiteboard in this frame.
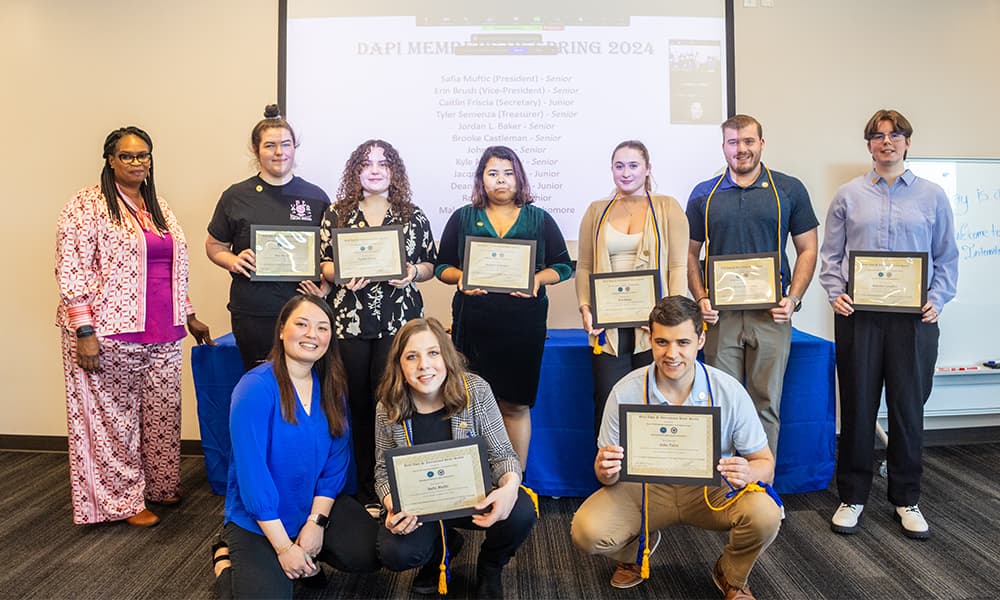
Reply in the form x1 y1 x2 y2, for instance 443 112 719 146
906 158 1000 368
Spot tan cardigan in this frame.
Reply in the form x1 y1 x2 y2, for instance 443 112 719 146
575 193 689 356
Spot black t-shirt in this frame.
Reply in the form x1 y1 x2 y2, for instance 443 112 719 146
207 175 330 316
411 406 452 445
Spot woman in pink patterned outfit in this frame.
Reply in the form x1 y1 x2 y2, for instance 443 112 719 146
55 126 214 526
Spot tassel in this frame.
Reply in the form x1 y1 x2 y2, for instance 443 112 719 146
592 331 606 355
437 522 449 595
641 547 650 579
636 482 651 579
520 484 539 518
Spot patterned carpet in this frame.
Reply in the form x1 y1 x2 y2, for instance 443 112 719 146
1 444 998 599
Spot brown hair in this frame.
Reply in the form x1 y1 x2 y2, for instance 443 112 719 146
721 114 763 138
611 140 652 192
863 109 913 140
332 139 414 226
377 318 469 425
267 295 348 436
250 104 298 160
470 146 533 208
648 295 704 333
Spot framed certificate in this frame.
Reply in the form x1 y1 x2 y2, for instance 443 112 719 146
847 251 928 313
590 270 662 329
249 225 320 282
461 236 537 294
330 225 406 284
619 404 721 486
385 437 492 523
707 252 780 310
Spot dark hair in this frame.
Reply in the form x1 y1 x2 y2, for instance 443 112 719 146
648 295 704 333
332 139 414 226
267 295 348 436
721 114 763 139
100 126 167 231
250 104 298 159
377 318 469 425
863 109 913 141
471 146 533 208
611 140 652 192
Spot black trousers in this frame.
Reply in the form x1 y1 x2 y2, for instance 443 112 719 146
590 328 652 441
230 314 278 372
377 488 537 571
339 336 394 505
215 495 379 599
834 312 939 507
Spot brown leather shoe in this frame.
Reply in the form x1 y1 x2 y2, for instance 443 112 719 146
712 558 754 600
125 508 160 527
610 562 644 589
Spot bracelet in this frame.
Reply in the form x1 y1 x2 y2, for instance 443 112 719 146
696 296 709 303
276 542 294 556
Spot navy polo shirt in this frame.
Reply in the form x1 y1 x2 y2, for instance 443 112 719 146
687 165 818 291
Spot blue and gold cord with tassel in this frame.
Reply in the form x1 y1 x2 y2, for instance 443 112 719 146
591 191 661 355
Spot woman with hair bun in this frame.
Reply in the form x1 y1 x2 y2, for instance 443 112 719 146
206 104 331 371
56 126 213 526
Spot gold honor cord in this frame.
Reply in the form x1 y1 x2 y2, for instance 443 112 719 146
701 166 784 301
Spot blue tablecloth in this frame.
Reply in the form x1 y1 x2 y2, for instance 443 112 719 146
192 329 835 497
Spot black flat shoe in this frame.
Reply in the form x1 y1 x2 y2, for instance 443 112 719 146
211 535 230 566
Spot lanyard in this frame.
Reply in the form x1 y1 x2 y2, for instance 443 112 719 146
595 190 662 284
402 375 471 447
702 166 783 291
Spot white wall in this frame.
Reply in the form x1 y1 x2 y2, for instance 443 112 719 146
3 0 998 441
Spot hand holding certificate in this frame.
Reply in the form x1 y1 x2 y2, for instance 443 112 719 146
847 251 927 313
249 225 320 281
706 252 780 310
385 438 492 523
619 404 721 486
590 270 661 329
461 236 537 295
330 225 406 283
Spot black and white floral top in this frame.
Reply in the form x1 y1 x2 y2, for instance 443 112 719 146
319 204 437 339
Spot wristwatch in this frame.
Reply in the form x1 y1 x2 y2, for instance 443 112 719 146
76 325 96 338
787 294 802 312
307 513 330 528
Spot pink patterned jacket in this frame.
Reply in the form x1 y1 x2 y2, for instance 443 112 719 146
55 185 195 334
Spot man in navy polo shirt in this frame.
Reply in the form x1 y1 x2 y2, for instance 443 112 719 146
685 114 819 459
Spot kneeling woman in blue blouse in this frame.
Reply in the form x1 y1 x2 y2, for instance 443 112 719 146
212 295 379 598
374 317 537 599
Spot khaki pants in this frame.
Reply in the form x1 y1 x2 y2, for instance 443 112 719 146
704 310 791 458
571 482 781 588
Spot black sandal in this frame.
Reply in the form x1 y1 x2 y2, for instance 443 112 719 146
211 535 230 566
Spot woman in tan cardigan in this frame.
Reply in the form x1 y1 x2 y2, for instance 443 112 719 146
575 140 689 440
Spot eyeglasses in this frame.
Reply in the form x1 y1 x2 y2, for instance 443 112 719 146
117 152 152 165
869 132 906 143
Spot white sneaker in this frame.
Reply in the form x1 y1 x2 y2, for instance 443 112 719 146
895 505 930 539
830 503 864 534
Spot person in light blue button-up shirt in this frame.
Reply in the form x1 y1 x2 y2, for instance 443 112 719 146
820 109 958 541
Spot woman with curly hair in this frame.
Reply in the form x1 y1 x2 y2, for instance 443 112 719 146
318 139 437 507
436 145 573 469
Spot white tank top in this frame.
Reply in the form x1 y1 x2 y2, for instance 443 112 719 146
605 224 641 272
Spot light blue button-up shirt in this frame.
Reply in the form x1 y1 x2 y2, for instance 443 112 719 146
819 169 959 313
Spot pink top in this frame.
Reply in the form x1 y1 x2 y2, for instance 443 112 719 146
108 230 185 344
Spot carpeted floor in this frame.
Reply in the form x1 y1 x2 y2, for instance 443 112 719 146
1 444 999 599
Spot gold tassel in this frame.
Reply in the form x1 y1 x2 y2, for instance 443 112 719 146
592 340 603 355
520 484 539 518
437 522 448 594
641 547 650 579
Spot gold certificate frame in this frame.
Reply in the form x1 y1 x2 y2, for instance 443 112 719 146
707 252 780 310
590 270 662 329
847 251 927 313
385 437 492 523
461 236 537 295
619 404 721 486
249 225 321 282
330 225 406 284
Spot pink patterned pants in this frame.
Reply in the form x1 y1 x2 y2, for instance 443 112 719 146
61 330 182 524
